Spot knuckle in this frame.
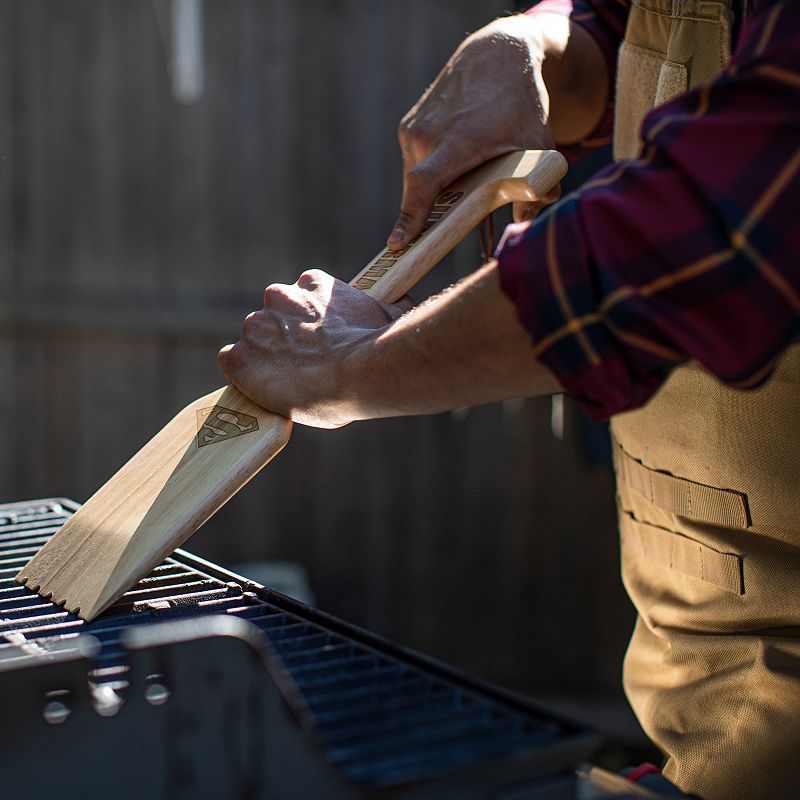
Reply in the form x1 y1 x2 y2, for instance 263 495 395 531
298 268 327 288
218 343 243 371
241 310 260 334
262 283 290 306
397 110 417 139
406 162 432 182
402 118 432 147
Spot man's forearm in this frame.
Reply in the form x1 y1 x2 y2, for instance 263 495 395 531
342 262 561 421
519 11 609 144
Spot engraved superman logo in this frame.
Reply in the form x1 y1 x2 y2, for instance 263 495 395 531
196 406 259 448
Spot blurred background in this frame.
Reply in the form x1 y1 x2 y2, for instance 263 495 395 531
0 0 646 752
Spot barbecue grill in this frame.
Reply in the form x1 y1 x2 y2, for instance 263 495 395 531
0 498 600 799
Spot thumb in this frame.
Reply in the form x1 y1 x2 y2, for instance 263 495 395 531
387 145 474 252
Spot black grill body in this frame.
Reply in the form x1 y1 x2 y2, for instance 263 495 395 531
0 499 598 799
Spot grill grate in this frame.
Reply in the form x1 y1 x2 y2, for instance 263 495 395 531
0 499 579 788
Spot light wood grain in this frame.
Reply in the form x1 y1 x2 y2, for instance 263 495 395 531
17 150 567 621
352 149 566 303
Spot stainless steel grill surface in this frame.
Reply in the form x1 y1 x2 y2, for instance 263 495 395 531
0 499 596 797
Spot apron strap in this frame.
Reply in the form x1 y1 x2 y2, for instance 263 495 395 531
620 513 745 594
613 441 750 529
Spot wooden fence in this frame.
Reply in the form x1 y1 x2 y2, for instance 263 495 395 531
0 0 634 695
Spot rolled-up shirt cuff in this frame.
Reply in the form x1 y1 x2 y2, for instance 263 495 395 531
495 214 672 421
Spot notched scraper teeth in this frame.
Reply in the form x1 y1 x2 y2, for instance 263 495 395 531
50 593 82 617
56 599 80 616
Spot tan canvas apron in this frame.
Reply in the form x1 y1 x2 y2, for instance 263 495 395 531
610 2 800 798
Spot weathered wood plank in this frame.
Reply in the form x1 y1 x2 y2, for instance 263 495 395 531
0 337 19 502
11 0 46 291
12 335 51 500
0 2 14 284
5 0 631 693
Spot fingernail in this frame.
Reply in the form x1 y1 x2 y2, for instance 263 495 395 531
388 227 404 245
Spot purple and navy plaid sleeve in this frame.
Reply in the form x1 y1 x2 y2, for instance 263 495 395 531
526 0 628 160
499 0 800 420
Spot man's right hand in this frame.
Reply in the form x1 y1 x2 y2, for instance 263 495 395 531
387 13 608 251
387 15 557 251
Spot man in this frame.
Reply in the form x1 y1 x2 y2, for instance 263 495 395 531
219 2 800 797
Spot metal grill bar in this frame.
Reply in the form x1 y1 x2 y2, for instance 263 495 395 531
0 499 580 788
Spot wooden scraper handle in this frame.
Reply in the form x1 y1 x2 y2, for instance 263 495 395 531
349 149 566 303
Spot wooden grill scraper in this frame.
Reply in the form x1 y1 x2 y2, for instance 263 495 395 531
17 150 567 621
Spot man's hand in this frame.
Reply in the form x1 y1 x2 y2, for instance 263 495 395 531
218 270 412 428
388 13 607 250
388 16 555 251
218 14 606 428
219 263 560 428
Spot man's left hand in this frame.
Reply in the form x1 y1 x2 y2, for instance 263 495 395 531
218 269 412 428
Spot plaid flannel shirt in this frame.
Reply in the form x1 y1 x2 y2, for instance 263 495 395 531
498 0 800 420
